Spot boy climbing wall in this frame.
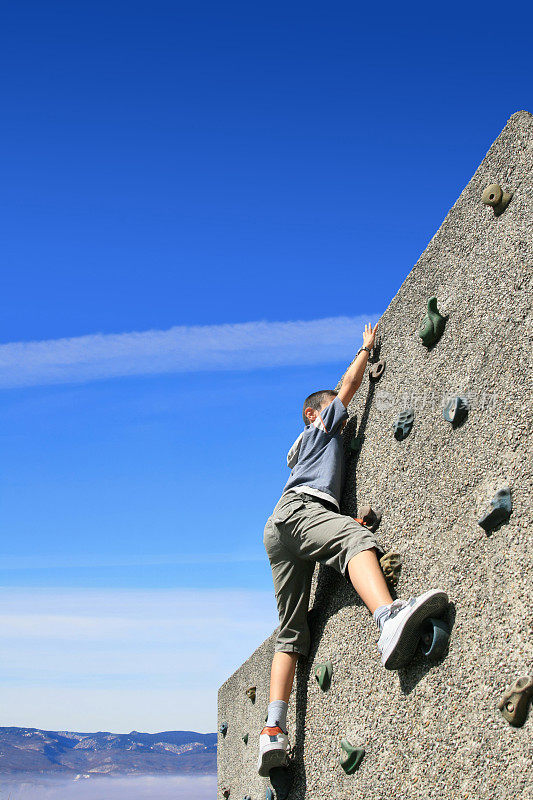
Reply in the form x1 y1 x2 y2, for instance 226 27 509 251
258 322 449 776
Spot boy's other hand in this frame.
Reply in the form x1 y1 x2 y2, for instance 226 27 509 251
363 321 379 350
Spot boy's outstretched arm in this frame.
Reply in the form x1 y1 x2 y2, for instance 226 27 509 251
337 322 379 408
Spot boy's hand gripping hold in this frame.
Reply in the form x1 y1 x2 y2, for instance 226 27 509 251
337 321 379 408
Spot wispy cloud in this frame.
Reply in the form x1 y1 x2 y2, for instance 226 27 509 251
0 587 277 732
0 551 264 570
0 314 378 388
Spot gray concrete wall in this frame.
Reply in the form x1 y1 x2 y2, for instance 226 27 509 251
218 110 533 800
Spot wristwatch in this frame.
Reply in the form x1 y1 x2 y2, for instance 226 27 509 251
357 346 372 357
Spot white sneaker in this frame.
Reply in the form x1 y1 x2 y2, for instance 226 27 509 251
257 725 289 776
378 589 448 670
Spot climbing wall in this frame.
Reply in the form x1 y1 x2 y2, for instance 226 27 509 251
218 110 533 800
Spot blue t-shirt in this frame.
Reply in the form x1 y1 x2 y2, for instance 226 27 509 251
283 396 349 507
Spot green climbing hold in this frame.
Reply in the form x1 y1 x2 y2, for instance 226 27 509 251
418 616 450 659
478 487 512 532
393 409 414 441
443 396 469 426
497 676 533 727
242 733 249 745
315 660 333 691
482 182 513 216
350 432 365 452
270 766 292 800
245 685 256 703
219 722 228 737
369 358 386 381
419 297 446 347
380 551 402 586
340 738 365 774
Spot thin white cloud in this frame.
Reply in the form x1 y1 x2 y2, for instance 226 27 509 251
0 314 379 388
0 587 277 732
0 550 264 570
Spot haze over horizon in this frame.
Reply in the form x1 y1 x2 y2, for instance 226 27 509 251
0 775 217 800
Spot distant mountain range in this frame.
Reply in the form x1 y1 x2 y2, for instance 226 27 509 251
0 727 216 776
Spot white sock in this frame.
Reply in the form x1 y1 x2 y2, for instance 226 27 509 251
266 700 288 732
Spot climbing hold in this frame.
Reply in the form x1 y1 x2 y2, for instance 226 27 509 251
265 790 274 800
478 487 512 532
243 796 252 800
340 738 365 774
482 183 513 216
219 722 228 737
350 432 365 452
393 409 414 441
419 297 446 347
315 661 333 691
369 358 386 381
418 617 450 659
497 676 533 727
270 766 292 800
380 551 402 587
443 396 469 426
221 788 230 799
245 686 256 703
357 504 382 532
242 733 249 745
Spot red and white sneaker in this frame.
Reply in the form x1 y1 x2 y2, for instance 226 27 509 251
257 725 289 776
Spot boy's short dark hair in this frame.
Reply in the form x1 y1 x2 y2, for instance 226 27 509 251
302 389 337 425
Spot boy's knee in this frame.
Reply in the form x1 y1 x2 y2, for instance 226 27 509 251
272 650 300 663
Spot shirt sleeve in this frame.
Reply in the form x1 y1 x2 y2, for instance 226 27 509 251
286 432 303 468
313 396 349 436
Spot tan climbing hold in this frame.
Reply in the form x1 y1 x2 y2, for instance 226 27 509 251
481 183 513 216
369 359 386 381
497 675 533 727
380 551 402 586
245 685 256 703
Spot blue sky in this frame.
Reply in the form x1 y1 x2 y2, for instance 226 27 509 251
1 0 531 733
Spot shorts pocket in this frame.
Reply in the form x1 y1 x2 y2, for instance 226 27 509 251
272 495 305 525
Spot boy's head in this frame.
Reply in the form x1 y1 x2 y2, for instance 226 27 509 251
302 389 337 426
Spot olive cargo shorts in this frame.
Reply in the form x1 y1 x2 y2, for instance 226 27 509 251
263 491 381 657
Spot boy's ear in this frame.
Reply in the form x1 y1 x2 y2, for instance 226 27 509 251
304 406 317 423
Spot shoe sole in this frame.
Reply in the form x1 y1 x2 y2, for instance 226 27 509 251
257 744 289 777
383 590 448 670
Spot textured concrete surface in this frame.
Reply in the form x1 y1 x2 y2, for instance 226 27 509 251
218 110 533 800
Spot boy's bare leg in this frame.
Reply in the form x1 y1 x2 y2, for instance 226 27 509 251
259 654 295 775
269 651 298 703
347 548 393 613
268 549 390 704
